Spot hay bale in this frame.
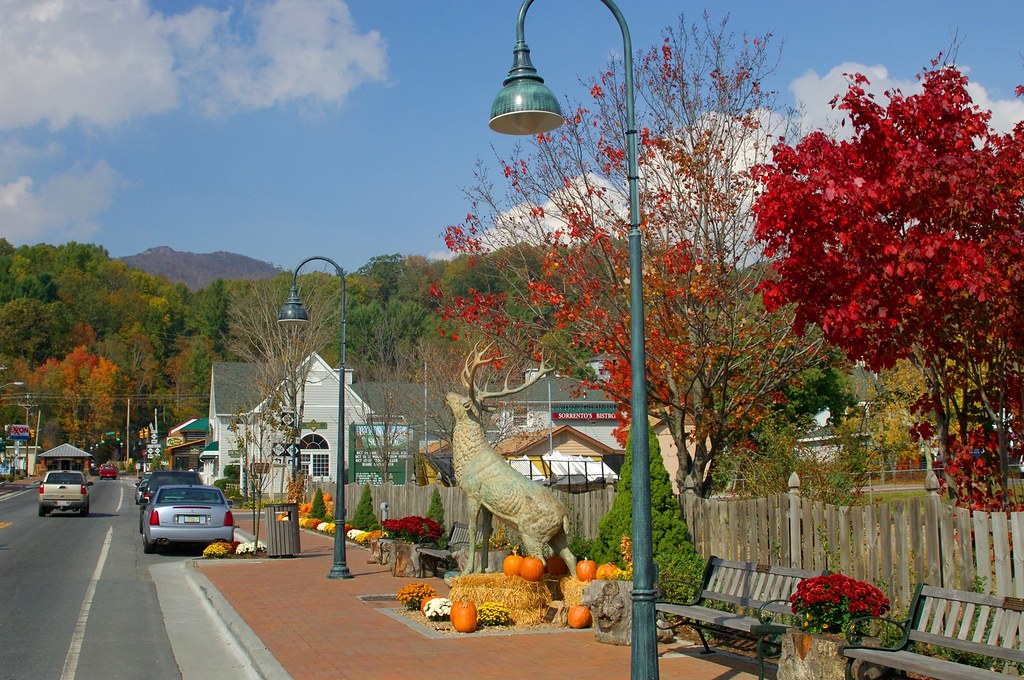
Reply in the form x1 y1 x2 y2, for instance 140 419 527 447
449 573 550 625
560 576 587 607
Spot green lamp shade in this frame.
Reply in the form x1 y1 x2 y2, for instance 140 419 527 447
278 287 309 324
489 78 564 135
489 41 564 135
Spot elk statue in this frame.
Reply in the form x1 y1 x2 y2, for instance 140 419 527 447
447 344 577 575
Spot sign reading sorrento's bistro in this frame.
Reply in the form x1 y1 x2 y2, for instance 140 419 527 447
551 404 616 420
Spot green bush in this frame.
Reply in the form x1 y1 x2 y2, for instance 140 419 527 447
310 487 328 521
351 484 379 530
222 464 240 482
592 425 704 584
213 478 228 492
426 486 445 538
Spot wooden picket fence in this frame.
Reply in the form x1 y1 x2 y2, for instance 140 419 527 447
680 473 1024 608
309 481 616 541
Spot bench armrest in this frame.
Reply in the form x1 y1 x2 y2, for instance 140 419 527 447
655 578 702 607
756 598 794 625
843 614 911 650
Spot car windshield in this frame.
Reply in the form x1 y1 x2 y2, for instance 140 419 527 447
156 488 223 504
47 473 83 484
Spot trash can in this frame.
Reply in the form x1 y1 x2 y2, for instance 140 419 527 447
264 502 301 557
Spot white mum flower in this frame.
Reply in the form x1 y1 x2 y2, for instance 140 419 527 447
347 529 362 540
424 597 452 621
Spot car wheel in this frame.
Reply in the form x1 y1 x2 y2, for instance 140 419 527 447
38 506 46 517
80 504 89 517
143 537 156 554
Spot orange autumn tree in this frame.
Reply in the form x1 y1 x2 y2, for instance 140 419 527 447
34 346 122 449
438 16 829 497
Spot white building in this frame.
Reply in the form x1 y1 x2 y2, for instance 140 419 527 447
206 353 369 496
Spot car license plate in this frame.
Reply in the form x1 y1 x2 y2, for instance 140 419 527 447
176 515 208 525
57 501 70 508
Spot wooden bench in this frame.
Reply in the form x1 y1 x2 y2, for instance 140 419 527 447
655 556 824 680
415 522 470 578
843 583 1024 679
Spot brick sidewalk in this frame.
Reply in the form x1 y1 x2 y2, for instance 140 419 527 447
197 517 767 680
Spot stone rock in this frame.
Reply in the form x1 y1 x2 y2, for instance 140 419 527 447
387 542 423 578
582 580 632 646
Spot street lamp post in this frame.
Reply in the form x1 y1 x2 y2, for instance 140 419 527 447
278 256 353 580
489 1 657 677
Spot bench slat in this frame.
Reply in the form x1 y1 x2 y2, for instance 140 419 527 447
844 648 1008 680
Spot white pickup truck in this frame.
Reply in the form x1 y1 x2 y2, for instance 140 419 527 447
38 470 92 516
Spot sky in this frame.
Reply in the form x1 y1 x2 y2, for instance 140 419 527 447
0 0 1022 274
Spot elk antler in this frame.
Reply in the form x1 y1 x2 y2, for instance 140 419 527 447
472 351 555 408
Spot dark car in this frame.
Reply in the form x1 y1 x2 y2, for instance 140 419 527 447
138 470 202 532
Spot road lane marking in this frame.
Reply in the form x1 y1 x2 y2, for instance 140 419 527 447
0 521 11 529
61 526 112 680
116 485 122 513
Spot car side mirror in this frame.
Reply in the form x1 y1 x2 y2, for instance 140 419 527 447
227 499 234 507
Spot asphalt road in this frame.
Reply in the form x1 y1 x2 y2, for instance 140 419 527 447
0 478 258 680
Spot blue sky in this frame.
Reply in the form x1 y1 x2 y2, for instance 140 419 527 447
0 0 1022 274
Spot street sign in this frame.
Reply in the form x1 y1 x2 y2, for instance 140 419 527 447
279 410 296 428
285 443 300 457
7 424 30 440
271 442 286 456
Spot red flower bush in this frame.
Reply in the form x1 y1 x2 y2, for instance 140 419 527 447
381 516 442 544
790 574 890 635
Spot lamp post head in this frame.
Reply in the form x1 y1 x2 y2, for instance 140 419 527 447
489 41 563 135
277 286 309 324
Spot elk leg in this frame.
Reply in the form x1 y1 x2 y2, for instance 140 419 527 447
466 500 481 573
480 507 492 572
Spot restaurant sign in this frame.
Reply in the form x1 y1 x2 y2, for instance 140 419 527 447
551 404 617 421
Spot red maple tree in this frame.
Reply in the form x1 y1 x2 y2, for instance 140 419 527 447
753 60 1024 509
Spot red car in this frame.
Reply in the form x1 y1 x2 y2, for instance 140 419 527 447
99 464 118 479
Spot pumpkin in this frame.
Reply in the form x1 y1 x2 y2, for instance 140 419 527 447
545 554 569 576
502 553 524 577
576 558 597 582
567 604 593 629
595 563 618 580
420 596 441 615
450 600 478 633
519 556 545 582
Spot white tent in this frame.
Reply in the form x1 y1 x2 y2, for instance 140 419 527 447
543 450 618 483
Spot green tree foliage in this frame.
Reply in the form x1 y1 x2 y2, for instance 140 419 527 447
310 487 328 521
426 486 445 531
592 426 703 590
351 484 378 530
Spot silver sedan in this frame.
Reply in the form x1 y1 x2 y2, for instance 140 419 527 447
142 485 235 554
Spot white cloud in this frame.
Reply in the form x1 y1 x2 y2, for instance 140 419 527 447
0 0 179 130
0 161 119 242
791 62 1024 135
170 0 389 115
0 0 389 130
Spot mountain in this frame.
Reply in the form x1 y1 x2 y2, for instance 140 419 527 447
119 246 283 291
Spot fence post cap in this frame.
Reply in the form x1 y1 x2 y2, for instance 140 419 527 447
924 470 939 493
787 471 801 491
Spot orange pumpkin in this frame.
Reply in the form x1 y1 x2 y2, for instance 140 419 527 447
567 604 592 629
502 553 524 577
450 600 478 633
420 596 441 615
576 558 597 582
545 554 569 576
519 556 545 582
595 563 618 580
